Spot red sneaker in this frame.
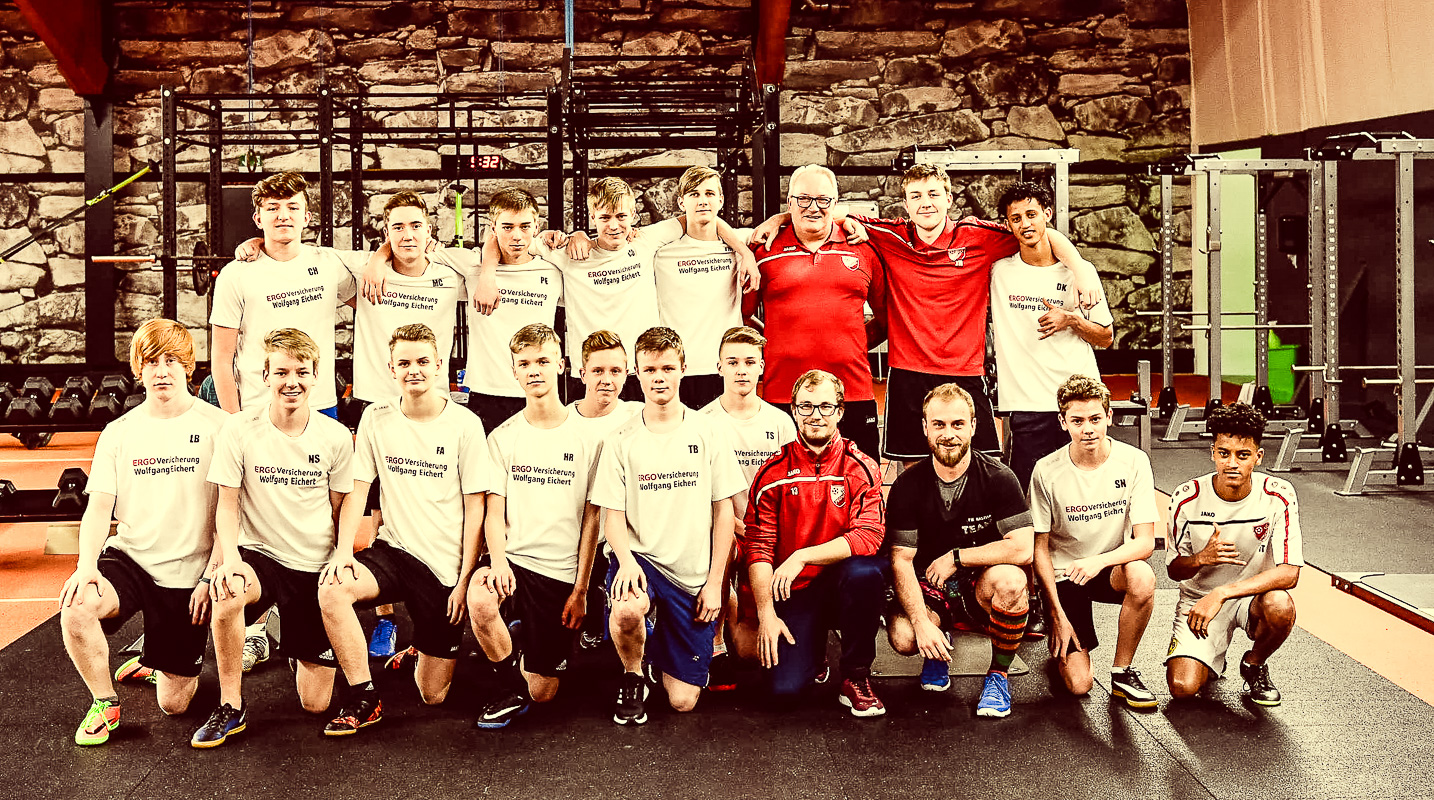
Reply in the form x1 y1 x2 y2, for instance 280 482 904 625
837 677 886 718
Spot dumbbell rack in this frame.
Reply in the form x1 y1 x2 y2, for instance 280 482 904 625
0 468 88 523
2 374 145 449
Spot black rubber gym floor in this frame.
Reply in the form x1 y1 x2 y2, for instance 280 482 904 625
3 550 1431 800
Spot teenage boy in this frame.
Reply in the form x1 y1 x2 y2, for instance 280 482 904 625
192 328 355 748
59 319 229 746
699 325 797 688
1166 403 1301 706
468 324 603 729
211 171 357 416
886 383 1033 719
591 327 745 724
315 323 489 736
737 370 888 716
1030 375 1158 709
991 181 1114 491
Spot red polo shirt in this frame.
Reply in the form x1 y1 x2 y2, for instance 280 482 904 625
746 224 886 403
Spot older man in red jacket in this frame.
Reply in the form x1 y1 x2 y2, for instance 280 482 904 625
734 369 888 716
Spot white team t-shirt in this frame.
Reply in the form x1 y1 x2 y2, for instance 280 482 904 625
209 245 358 410
487 408 602 584
87 399 230 588
1029 439 1160 579
353 398 491 586
699 397 797 485
1168 472 1304 600
351 255 466 403
207 405 356 572
653 226 748 375
441 249 564 397
590 406 745 595
541 222 682 377
989 254 1114 412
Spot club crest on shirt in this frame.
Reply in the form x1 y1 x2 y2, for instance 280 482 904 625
830 484 845 507
841 255 859 269
1253 522 1270 541
947 247 966 262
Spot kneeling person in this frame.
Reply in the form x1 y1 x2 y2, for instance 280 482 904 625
887 383 1033 718
592 327 745 724
1165 403 1301 706
1030 375 1159 709
316 323 490 736
467 324 602 728
60 320 229 746
194 328 355 748
736 370 887 716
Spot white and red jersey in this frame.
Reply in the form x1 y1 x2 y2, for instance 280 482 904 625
854 215 1017 377
1168 472 1304 600
746 224 886 402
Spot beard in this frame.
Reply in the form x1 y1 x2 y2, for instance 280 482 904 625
931 438 968 468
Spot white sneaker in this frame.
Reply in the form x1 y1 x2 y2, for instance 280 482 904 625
241 634 271 673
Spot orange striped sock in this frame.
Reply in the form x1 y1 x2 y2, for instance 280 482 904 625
987 605 1028 675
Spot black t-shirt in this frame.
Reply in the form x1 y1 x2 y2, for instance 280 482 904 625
888 452 1031 574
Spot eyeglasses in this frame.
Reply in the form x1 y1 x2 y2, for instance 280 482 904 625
793 402 840 417
788 195 834 210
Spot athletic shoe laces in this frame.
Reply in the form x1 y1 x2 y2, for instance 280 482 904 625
980 673 1010 706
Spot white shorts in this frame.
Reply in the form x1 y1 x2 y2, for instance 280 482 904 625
1163 592 1256 677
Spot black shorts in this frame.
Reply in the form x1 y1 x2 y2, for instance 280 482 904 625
679 373 724 409
771 399 880 464
1053 565 1126 653
240 547 336 667
883 369 997 459
356 539 464 660
501 561 578 678
1007 411 1068 492
365 475 382 515
97 549 207 678
471 392 526 437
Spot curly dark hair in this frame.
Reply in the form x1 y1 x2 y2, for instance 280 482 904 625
997 180 1054 219
1205 402 1267 445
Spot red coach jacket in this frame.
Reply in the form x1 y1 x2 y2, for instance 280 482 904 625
741 433 886 592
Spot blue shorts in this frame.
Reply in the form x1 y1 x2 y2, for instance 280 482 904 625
607 553 718 688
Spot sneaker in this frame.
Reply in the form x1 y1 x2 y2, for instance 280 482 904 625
241 634 270 673
1110 667 1158 709
384 646 418 671
1023 593 1047 641
476 690 531 729
613 671 649 725
837 677 886 717
579 630 604 651
919 658 951 692
367 618 397 658
1239 656 1281 706
74 698 120 746
191 702 247 748
323 691 383 736
706 652 738 692
813 662 831 686
114 655 156 686
976 671 1012 718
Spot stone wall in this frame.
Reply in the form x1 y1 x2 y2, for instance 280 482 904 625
0 0 1192 363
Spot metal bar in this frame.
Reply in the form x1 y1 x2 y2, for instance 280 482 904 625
547 87 564 232
1322 161 1341 420
1206 169 1223 405
1054 160 1070 234
349 96 363 250
1191 159 1318 172
91 255 155 263
1307 164 1327 416
1395 150 1416 446
1183 323 1311 331
1378 139 1434 154
914 148 1081 165
1364 378 1434 387
318 87 334 249
1255 206 1270 386
1159 173 1174 390
84 96 119 362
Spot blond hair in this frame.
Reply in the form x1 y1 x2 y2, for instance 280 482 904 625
262 327 321 373
382 190 429 224
581 329 625 365
634 326 684 367
251 171 310 213
719 325 767 354
587 177 636 214
790 369 844 406
678 166 722 199
489 186 540 219
901 163 953 195
129 318 196 379
509 323 561 355
388 322 438 354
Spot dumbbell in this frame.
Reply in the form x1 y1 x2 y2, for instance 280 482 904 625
0 479 16 511
0 382 15 410
53 467 88 511
49 395 88 424
123 391 145 412
60 376 95 403
4 377 53 425
89 375 136 425
335 371 349 400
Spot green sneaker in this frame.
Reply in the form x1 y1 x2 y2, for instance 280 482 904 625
74 698 121 746
114 655 156 686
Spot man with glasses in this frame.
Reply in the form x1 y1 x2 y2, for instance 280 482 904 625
743 165 885 460
734 370 888 716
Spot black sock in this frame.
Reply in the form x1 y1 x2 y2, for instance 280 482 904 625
349 679 375 694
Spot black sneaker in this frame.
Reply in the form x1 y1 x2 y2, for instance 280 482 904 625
323 691 383 736
191 702 247 748
1023 593 1047 641
476 690 531 730
1109 667 1158 709
1239 656 1281 706
613 671 649 726
706 653 737 692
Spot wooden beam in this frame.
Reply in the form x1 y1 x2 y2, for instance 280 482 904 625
12 0 109 96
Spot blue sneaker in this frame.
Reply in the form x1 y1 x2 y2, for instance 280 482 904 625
368 618 397 658
976 671 1012 718
191 702 247 748
919 658 950 692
